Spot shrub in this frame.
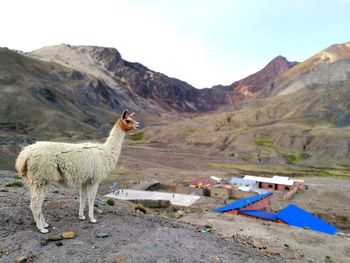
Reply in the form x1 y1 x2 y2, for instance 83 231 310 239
283 153 310 164
134 204 147 214
241 155 252 162
5 181 23 187
255 138 274 148
106 199 115 206
127 131 143 141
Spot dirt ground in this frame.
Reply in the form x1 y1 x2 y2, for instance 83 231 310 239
109 144 350 262
0 170 286 263
1 144 350 262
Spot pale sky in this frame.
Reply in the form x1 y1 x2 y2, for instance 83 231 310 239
1 0 350 88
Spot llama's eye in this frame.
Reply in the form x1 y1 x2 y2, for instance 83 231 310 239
126 120 131 124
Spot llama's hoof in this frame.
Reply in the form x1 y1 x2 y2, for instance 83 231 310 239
39 228 49 234
43 222 50 228
79 215 86 220
90 218 97 223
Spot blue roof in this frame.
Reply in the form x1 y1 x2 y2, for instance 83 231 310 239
230 178 256 185
238 210 279 221
213 192 272 213
276 204 336 235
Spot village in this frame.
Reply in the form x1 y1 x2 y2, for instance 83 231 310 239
105 174 336 236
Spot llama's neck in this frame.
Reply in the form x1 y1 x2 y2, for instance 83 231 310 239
103 124 126 165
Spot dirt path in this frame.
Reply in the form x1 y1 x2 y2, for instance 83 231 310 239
0 171 285 263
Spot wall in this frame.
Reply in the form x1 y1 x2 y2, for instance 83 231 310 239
210 188 231 199
240 195 272 212
175 186 190 194
189 187 210 196
231 190 257 199
260 182 275 190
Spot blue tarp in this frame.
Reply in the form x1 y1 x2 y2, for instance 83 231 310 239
276 204 337 235
238 210 279 221
213 192 272 213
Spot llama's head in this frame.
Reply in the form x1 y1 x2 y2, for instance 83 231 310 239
117 110 139 132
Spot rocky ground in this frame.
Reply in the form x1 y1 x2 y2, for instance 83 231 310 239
0 170 289 263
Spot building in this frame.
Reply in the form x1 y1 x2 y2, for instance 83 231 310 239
214 203 337 235
230 178 258 188
275 204 336 235
189 178 216 196
237 210 285 223
243 175 302 192
213 192 273 214
210 184 235 199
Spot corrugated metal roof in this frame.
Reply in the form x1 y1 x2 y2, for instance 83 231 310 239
213 192 272 213
189 178 216 188
244 175 295 186
230 178 257 185
275 204 337 235
238 210 279 221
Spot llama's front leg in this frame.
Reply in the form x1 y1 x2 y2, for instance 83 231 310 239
79 184 87 220
87 182 99 223
30 186 49 234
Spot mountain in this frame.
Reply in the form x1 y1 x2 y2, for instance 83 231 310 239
28 44 232 113
261 42 350 96
3 41 349 168
1 45 229 143
144 43 350 167
230 55 297 97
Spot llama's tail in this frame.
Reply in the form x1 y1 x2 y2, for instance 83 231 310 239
15 147 31 177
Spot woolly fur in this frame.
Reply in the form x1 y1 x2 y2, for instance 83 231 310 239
15 111 138 233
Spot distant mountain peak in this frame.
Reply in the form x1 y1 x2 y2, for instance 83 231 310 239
230 55 298 97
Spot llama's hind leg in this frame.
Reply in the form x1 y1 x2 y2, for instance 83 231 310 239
79 184 87 220
30 185 49 233
87 182 99 223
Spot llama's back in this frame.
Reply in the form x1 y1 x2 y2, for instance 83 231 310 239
16 141 107 186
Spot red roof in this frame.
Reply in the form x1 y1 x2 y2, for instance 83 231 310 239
189 178 216 188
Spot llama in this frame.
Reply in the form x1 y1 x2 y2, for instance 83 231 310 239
15 110 139 233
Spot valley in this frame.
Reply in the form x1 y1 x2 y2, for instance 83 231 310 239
1 41 350 262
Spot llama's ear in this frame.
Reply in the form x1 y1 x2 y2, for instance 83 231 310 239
129 112 135 118
122 110 129 119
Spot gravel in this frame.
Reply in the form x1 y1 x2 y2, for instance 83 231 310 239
0 171 290 263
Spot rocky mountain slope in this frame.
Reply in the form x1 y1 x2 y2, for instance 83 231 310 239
144 43 350 167
222 55 298 97
0 44 293 141
28 44 232 114
1 42 349 168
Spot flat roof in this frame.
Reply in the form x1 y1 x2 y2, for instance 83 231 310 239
230 178 257 185
243 175 295 186
105 189 200 207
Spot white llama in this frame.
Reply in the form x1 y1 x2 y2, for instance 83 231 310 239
15 110 139 233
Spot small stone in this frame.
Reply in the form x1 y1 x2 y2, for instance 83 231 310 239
16 254 33 263
40 240 48 246
96 209 103 214
62 230 75 239
267 249 279 256
96 233 109 238
45 235 63 242
175 210 185 219
56 241 63 246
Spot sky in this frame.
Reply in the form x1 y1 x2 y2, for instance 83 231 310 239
1 0 350 88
